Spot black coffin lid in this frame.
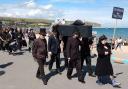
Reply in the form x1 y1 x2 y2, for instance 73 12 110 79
57 25 92 37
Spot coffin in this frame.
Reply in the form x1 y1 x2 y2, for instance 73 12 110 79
57 25 92 37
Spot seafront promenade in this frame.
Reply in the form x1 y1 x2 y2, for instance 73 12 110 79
0 46 128 89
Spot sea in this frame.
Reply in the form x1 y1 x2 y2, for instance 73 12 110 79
93 28 128 40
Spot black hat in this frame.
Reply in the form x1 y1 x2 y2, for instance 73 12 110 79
30 29 33 31
39 28 46 35
72 20 85 26
99 35 107 41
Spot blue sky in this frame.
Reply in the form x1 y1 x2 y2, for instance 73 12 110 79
0 0 128 27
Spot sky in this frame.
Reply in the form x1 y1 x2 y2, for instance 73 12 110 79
0 0 128 27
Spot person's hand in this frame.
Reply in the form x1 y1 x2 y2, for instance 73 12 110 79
79 37 82 41
48 52 52 55
105 52 109 55
68 57 71 60
104 46 108 49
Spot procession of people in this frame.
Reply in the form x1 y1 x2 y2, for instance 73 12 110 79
0 24 122 88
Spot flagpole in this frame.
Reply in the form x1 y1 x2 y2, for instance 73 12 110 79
113 19 117 40
111 19 117 51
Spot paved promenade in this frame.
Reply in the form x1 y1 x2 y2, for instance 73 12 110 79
0 49 128 89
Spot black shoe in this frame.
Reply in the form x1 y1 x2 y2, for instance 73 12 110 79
9 52 12 55
89 74 96 77
78 79 86 84
113 75 117 78
67 76 72 80
36 75 42 79
42 79 47 85
113 85 121 88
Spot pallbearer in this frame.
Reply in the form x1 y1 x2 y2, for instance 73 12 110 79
80 36 96 77
48 25 61 74
66 31 85 83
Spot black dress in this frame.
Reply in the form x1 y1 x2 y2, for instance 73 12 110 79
95 43 113 76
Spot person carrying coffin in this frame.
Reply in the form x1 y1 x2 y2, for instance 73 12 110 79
66 31 85 84
48 25 61 74
80 36 96 77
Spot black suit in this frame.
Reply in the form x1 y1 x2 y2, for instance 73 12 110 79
80 37 93 75
66 37 84 81
48 35 61 70
62 36 69 68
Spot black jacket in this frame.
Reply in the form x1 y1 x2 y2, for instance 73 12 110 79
81 37 93 57
48 35 60 54
66 37 81 59
32 38 47 60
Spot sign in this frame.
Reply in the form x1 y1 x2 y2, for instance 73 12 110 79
112 7 124 20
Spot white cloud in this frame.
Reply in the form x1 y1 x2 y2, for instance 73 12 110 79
0 0 127 27
28 9 42 16
24 0 36 8
0 0 57 19
50 0 95 3
41 4 53 10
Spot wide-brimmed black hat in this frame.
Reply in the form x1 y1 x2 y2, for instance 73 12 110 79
99 35 107 41
39 28 46 35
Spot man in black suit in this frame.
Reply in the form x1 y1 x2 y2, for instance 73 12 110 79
66 32 85 83
48 28 61 74
80 37 96 77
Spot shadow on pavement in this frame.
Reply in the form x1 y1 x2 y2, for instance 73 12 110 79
0 71 5 76
45 66 65 82
12 51 24 56
0 62 13 68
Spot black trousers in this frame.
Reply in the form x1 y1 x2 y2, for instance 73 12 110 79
81 56 93 75
49 53 60 70
0 42 3 50
17 39 22 50
67 58 83 80
63 50 68 67
36 59 45 78
3 42 10 51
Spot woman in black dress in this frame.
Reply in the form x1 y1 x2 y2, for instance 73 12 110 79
95 35 121 87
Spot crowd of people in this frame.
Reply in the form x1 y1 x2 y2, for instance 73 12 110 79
111 37 128 50
0 27 37 54
32 25 121 87
0 25 122 88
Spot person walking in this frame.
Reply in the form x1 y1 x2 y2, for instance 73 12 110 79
48 26 61 74
66 31 85 83
80 37 96 77
95 35 121 87
28 29 36 52
32 28 47 85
